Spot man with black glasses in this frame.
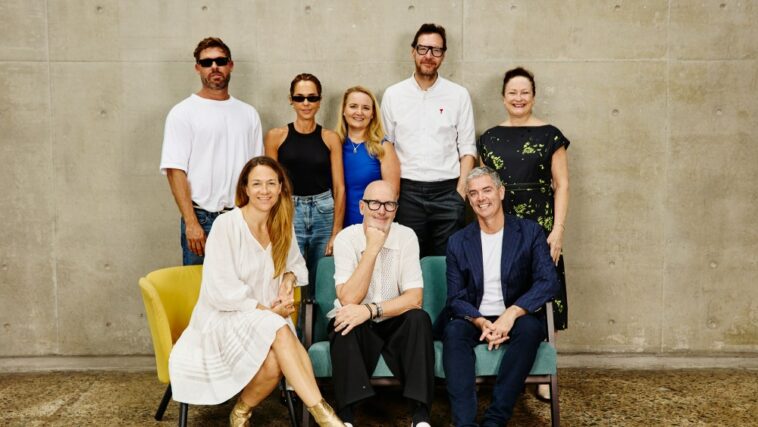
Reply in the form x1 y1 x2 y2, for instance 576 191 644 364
160 37 263 265
328 180 434 427
381 23 477 258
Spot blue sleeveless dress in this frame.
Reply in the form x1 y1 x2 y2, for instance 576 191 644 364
343 137 383 226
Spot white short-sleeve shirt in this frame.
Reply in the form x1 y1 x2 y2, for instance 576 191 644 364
160 94 263 212
328 223 423 320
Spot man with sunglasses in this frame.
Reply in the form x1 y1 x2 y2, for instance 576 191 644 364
328 180 434 427
160 37 263 265
381 23 477 258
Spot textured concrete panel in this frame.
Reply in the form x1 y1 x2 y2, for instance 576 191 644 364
116 0 250 62
50 63 175 354
0 1 48 61
48 0 120 61
253 0 464 63
670 0 757 60
55 219 171 354
463 0 667 61
0 63 56 356
663 61 758 352
49 63 124 196
560 265 663 352
0 219 57 356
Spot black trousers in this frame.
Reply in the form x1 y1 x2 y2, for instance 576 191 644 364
328 309 435 409
396 178 465 258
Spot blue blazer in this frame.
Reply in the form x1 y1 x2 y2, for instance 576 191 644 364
439 215 559 330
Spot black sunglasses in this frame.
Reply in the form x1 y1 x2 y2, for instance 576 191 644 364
197 57 230 68
291 95 322 103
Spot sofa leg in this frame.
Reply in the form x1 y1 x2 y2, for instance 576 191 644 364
550 376 560 427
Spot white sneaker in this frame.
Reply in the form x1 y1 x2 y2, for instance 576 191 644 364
413 423 431 427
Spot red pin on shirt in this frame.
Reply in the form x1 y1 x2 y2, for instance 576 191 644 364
439 107 444 114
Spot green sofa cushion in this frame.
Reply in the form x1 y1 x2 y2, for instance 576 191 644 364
309 341 395 378
432 341 556 378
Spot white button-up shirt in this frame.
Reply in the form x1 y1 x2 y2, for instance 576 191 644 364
328 223 423 321
381 75 477 182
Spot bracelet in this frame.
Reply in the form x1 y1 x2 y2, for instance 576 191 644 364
373 302 383 319
555 223 566 231
364 304 374 318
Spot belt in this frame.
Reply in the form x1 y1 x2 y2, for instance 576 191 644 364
192 202 234 213
400 178 458 189
292 189 332 203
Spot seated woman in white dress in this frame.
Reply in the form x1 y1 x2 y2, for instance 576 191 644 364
169 156 343 426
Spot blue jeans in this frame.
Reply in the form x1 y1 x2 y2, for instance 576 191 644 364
180 208 226 265
293 190 334 297
443 315 546 426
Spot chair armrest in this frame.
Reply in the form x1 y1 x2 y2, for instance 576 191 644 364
302 299 315 348
545 301 556 345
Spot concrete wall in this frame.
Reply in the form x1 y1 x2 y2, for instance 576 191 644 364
1 0 756 357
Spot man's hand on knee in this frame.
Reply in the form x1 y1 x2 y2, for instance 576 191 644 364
334 304 372 336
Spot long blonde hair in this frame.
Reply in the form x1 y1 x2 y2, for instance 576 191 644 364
235 156 294 278
335 86 387 159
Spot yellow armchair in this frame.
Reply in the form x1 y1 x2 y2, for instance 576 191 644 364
139 265 202 425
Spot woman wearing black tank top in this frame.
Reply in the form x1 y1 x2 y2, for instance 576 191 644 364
265 73 345 297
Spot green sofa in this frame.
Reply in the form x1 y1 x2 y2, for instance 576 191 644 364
302 256 560 426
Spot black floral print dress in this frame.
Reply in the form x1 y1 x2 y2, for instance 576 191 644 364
478 124 570 330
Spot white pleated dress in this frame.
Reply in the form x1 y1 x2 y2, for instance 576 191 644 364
169 208 308 405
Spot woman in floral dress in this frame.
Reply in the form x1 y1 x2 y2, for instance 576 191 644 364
478 67 570 400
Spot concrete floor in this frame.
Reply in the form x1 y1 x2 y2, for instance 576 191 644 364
1 369 756 426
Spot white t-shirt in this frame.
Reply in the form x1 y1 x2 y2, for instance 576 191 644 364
380 75 477 181
328 223 424 320
479 228 506 316
160 94 263 212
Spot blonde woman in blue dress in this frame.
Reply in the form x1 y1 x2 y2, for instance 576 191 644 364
169 156 343 426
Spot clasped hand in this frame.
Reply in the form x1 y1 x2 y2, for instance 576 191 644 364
271 272 297 318
334 304 371 336
270 295 295 318
478 315 516 351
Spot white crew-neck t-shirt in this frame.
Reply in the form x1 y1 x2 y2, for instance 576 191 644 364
479 228 505 316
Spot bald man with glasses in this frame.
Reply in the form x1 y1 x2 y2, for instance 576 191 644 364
160 37 263 265
327 180 434 427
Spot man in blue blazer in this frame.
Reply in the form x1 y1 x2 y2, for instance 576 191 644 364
441 166 559 426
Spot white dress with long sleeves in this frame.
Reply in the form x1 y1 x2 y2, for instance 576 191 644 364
168 208 308 405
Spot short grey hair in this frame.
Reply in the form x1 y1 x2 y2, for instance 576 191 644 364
465 166 503 192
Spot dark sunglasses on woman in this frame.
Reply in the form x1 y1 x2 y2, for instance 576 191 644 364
291 95 322 103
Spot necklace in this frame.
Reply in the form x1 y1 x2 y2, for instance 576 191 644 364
348 137 363 154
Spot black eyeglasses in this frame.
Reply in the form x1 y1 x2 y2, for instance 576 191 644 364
415 44 445 57
291 95 322 103
362 199 399 212
197 57 230 67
